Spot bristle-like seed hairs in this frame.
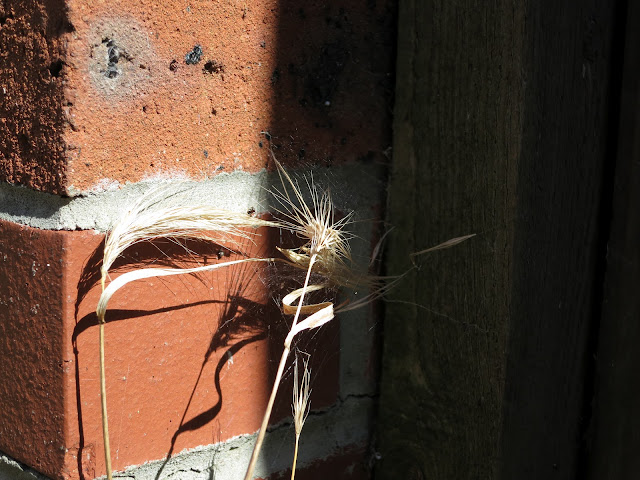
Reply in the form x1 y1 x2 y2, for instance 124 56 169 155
291 354 311 480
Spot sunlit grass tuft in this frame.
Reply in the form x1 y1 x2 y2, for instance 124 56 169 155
97 182 278 480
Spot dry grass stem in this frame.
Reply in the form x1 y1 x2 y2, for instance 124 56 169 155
243 161 352 480
98 183 278 480
410 233 476 259
291 355 311 480
94 168 475 480
243 167 475 480
97 258 275 323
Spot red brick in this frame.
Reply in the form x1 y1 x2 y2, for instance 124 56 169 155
0 0 395 195
0 221 67 477
0 218 340 479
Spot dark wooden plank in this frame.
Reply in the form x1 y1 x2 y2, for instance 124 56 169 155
499 2 621 477
377 1 619 479
588 2 640 478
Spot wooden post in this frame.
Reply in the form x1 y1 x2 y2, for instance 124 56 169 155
378 1 620 479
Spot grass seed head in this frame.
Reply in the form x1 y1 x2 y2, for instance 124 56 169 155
101 182 276 285
270 160 355 280
292 354 312 436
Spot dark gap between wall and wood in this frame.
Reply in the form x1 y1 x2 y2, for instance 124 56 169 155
586 0 640 478
576 0 628 477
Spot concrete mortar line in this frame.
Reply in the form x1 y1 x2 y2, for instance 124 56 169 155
0 453 49 480
0 164 387 232
0 396 375 480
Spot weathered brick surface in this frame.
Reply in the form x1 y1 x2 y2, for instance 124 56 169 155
0 220 67 477
0 218 340 479
0 0 71 194
0 0 395 195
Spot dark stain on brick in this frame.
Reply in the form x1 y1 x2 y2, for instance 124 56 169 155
185 44 203 65
18 133 30 153
48 59 63 78
102 38 132 79
271 67 280 84
0 15 11 27
203 60 224 74
303 41 347 107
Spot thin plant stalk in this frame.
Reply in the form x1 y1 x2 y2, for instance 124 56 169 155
291 438 299 480
243 256 316 480
99 279 113 480
244 160 351 479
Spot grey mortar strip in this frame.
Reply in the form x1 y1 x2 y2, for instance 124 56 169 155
0 454 49 480
0 164 386 233
0 396 374 480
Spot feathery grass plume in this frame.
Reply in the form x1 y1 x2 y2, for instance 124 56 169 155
270 164 353 277
244 160 351 480
101 182 275 289
97 182 278 480
291 354 311 480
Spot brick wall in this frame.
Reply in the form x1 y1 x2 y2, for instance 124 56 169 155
0 1 395 479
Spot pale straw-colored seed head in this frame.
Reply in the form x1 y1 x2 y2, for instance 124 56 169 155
270 160 353 274
292 354 312 436
101 182 277 285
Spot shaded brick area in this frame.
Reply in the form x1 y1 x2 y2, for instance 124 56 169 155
0 220 67 478
270 1 395 168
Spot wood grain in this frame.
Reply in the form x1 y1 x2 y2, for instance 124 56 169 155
377 1 619 479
